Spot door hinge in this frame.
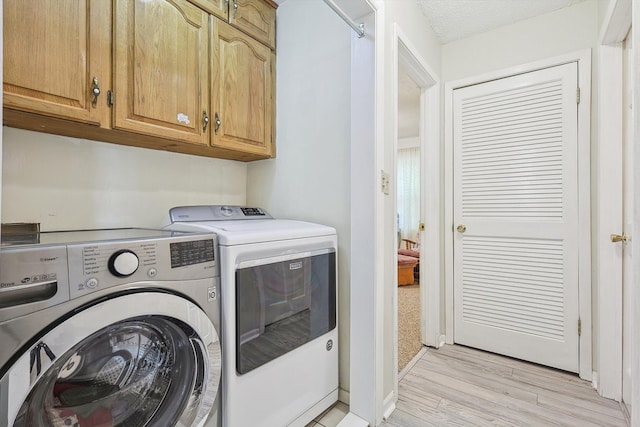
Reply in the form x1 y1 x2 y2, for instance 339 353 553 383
578 318 582 336
576 88 580 104
107 90 115 107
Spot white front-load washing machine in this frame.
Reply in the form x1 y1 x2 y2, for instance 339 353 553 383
164 206 339 427
0 228 222 427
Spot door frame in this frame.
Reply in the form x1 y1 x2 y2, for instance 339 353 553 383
597 0 631 401
632 4 640 426
443 49 592 380
391 21 441 410
345 0 384 425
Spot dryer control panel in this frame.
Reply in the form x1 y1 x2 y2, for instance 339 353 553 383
168 205 272 223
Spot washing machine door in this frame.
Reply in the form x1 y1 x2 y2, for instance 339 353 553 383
0 292 221 427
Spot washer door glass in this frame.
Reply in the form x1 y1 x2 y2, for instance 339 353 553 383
13 316 209 427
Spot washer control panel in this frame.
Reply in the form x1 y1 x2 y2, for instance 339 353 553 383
67 233 217 299
1 229 218 321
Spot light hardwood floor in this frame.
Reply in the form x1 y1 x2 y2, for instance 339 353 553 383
383 344 629 427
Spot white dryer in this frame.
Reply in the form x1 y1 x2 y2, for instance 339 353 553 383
0 229 222 427
164 205 339 427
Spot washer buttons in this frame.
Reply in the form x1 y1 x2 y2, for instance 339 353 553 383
85 278 98 289
147 268 157 278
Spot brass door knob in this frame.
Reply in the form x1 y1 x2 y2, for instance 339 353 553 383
611 233 629 243
457 224 466 233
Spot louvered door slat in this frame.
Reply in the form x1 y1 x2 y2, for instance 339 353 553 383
453 63 580 373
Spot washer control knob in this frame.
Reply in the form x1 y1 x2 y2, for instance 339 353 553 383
108 250 139 277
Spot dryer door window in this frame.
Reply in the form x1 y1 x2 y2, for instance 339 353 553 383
236 249 337 374
1 292 221 427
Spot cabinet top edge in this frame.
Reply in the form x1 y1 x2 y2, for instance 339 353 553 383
262 0 279 9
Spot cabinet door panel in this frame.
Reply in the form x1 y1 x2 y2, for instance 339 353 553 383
229 0 275 49
114 0 209 145
3 0 110 125
188 0 229 21
212 20 273 156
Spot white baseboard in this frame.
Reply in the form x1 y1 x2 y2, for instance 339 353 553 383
438 334 446 347
336 413 369 427
338 388 350 405
382 391 396 420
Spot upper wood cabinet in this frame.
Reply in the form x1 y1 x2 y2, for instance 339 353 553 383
3 0 111 126
114 0 210 146
189 0 275 49
212 20 273 157
3 0 276 161
229 0 276 49
188 0 229 21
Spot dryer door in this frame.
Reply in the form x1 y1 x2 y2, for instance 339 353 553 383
1 292 221 427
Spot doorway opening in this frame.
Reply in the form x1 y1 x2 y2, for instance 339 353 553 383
396 65 422 373
391 25 441 412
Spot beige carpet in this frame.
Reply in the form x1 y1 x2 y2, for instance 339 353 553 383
398 283 422 371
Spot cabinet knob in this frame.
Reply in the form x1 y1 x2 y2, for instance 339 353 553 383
203 110 210 132
91 77 101 108
215 113 221 133
457 224 467 233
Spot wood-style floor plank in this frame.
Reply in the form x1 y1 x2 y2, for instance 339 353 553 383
384 345 628 427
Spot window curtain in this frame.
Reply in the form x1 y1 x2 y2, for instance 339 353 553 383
397 147 421 245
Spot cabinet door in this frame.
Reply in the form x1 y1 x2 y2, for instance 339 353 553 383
3 0 111 125
212 20 273 157
114 0 210 145
188 0 229 21
229 0 276 49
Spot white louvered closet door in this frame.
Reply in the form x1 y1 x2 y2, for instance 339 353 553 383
453 63 580 373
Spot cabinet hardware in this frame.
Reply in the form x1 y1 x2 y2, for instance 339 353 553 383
107 90 114 107
457 224 466 233
91 77 101 108
203 111 210 132
215 113 221 133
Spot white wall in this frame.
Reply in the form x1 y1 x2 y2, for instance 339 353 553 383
442 0 601 369
2 127 247 230
442 0 599 81
398 136 420 150
246 0 352 396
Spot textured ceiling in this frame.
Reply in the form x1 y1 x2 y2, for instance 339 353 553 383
417 0 588 44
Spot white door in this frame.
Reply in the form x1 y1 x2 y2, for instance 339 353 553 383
453 63 580 372
622 35 634 408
